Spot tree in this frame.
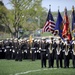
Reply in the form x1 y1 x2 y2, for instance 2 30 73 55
0 0 48 38
0 1 12 33
9 0 44 38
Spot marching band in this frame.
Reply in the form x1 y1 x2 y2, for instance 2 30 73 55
0 37 75 68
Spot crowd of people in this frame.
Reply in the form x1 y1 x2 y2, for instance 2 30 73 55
0 37 75 68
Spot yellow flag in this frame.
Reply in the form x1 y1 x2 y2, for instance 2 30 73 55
29 35 32 43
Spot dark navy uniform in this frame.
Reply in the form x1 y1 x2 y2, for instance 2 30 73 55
48 40 54 68
37 41 41 59
18 41 22 61
21 40 28 59
1 41 5 59
14 39 19 61
10 39 15 59
31 40 35 61
0 41 3 59
40 40 47 68
72 40 75 68
56 39 63 68
64 40 70 68
9 39 13 59
34 41 39 59
4 40 11 60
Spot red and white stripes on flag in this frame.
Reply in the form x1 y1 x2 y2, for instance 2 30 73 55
42 20 55 33
42 9 55 34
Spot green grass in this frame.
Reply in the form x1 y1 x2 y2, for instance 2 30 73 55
0 59 75 75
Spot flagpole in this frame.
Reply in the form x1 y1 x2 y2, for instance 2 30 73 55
58 6 60 11
54 6 60 37
72 6 75 39
54 6 60 36
49 5 51 10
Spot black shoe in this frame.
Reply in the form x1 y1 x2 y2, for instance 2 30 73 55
64 66 66 68
41 67 43 68
48 67 51 68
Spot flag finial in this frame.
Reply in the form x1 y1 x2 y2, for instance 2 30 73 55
72 6 74 11
58 6 60 10
64 7 67 15
49 5 51 10
64 7 67 11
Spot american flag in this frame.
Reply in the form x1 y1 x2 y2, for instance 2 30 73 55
42 9 55 33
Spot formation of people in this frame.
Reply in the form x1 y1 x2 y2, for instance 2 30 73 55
40 37 75 68
0 37 75 68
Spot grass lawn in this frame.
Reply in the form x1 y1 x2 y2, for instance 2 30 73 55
0 59 75 75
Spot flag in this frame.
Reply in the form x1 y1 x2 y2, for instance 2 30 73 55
29 35 32 44
72 6 75 31
42 9 55 34
54 10 63 39
62 7 72 41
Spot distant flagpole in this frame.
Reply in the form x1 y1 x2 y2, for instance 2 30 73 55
58 6 60 11
54 6 60 35
49 5 51 10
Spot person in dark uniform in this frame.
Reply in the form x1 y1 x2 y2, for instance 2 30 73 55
9 39 13 59
37 40 41 59
56 38 63 68
48 37 55 68
72 38 75 68
21 39 28 59
26 40 31 59
40 39 47 68
34 40 39 59
0 41 3 59
3 40 7 59
10 38 15 59
31 40 36 61
18 39 22 61
1 40 5 59
4 39 11 60
11 39 16 59
14 38 19 61
64 39 70 68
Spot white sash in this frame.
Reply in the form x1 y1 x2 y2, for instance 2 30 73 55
50 49 53 53
65 51 69 55
56 49 61 55
72 50 75 55
49 47 53 53
73 52 75 55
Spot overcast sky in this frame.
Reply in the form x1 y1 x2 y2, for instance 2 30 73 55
2 0 75 12
42 0 75 12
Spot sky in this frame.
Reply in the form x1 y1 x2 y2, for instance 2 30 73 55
2 0 75 12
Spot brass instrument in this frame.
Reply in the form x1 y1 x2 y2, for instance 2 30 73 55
65 44 68 55
58 44 60 51
72 41 75 55
49 42 52 53
50 43 52 50
65 44 67 52
57 41 61 55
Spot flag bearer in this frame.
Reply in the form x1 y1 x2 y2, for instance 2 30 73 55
40 39 47 68
64 39 70 68
56 38 63 68
48 37 55 68
72 38 75 68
